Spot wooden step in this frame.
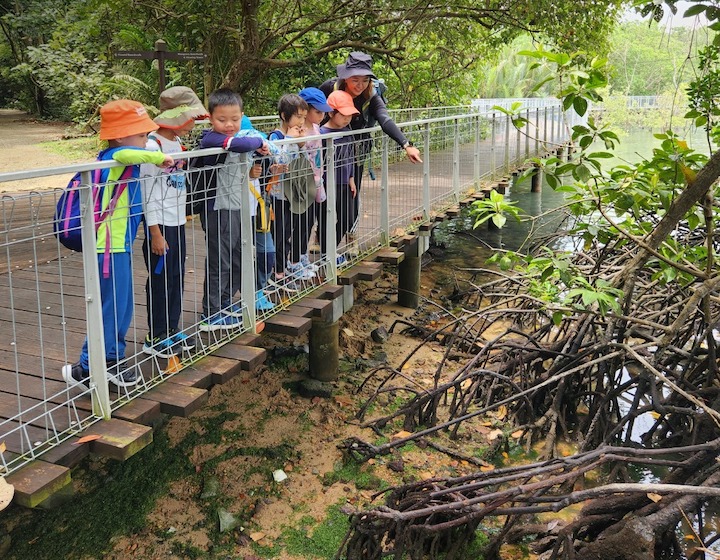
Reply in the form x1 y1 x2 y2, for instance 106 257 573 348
263 313 312 336
6 460 71 508
313 285 344 300
446 206 461 217
353 265 382 281
39 437 90 469
292 298 333 321
375 250 405 265
86 418 154 461
338 269 360 285
391 234 417 249
167 366 214 389
144 383 208 418
112 398 163 426
193 355 244 385
419 221 437 232
233 332 263 347
212 344 267 371
283 305 314 318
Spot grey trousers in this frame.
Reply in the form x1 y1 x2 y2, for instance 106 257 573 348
202 208 242 316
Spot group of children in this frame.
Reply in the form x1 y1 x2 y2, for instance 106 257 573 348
62 84 362 388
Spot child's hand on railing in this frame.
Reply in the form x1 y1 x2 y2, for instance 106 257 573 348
160 155 175 167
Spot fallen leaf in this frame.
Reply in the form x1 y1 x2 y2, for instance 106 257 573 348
0 442 5 453
480 465 494 472
493 405 507 420
75 434 102 444
487 429 504 441
511 430 524 439
342 328 354 337
334 395 354 407
0 478 14 511
391 430 413 440
647 492 663 503
419 471 434 481
250 531 266 542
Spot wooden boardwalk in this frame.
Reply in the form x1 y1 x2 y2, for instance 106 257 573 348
0 115 562 506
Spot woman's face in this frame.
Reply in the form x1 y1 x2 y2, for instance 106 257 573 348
345 75 371 98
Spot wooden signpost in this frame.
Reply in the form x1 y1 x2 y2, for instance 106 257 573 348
115 39 205 93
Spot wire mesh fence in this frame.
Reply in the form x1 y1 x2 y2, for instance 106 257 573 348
0 102 575 475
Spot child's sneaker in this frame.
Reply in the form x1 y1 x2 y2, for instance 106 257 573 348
267 273 299 294
106 360 140 388
287 260 315 280
300 254 320 273
62 362 89 388
255 290 275 311
143 333 178 358
199 313 243 332
224 303 245 318
169 328 197 352
336 254 347 267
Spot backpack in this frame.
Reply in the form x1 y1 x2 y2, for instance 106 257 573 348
54 165 133 253
186 152 227 217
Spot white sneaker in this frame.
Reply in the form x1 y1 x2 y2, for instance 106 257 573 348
287 260 315 280
300 254 320 273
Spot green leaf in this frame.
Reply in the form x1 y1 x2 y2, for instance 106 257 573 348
573 96 588 116
587 151 613 158
492 214 507 228
685 5 708 16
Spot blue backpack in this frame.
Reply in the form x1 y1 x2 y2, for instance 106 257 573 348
54 165 133 253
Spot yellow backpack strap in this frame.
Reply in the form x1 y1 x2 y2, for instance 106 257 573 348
249 182 271 232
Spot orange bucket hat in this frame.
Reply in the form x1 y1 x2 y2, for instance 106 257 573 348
99 99 159 140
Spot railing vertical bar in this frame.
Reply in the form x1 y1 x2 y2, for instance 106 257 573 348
453 118 460 200
326 138 338 281
423 122 430 219
80 170 111 419
380 136 390 246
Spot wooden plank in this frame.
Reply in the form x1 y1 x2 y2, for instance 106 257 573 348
375 250 405 265
338 269 359 285
312 285 344 300
353 265 382 282
263 313 312 336
192 355 243 385
166 367 213 389
143 383 208 417
6 460 72 508
233 332 263 347
292 298 333 321
211 344 267 372
40 437 90 469
283 306 314 318
446 206 461 217
88 418 153 461
112 398 163 426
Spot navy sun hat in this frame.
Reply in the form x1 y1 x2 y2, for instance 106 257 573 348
336 51 377 80
298 87 332 112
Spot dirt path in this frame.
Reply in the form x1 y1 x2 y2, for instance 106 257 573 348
0 109 82 193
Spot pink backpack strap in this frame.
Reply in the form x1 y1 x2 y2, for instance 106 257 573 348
95 166 134 278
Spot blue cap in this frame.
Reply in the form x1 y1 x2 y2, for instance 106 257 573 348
298 87 332 112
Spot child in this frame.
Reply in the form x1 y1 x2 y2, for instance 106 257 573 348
197 88 269 331
141 86 207 357
297 87 332 273
62 99 174 388
319 90 359 263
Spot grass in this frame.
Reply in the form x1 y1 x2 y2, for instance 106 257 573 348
323 460 388 491
40 136 99 161
283 504 350 559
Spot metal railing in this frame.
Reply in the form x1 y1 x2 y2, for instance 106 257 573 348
0 103 578 475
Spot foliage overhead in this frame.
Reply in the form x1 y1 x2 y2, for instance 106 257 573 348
1 0 623 122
